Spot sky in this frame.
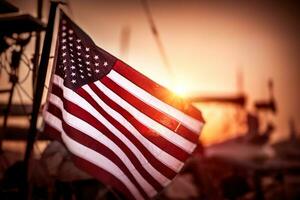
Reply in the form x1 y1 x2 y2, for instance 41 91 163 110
2 0 300 145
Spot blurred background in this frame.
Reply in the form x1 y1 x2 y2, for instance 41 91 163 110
0 0 299 199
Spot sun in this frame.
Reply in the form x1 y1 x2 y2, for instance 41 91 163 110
172 84 187 97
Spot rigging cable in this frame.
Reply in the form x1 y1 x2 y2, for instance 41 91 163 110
140 0 174 81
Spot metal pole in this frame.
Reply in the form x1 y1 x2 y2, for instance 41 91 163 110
32 0 43 94
24 0 59 175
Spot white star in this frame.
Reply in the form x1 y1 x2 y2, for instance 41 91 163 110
62 45 66 50
77 58 82 61
62 32 66 37
79 69 83 73
64 74 67 78
80 75 85 79
63 66 67 71
95 69 100 73
71 66 75 69
87 67 91 71
69 43 73 47
85 47 90 51
103 61 108 66
76 46 81 50
71 79 76 84
63 59 66 63
95 62 99 66
68 37 73 41
77 52 81 56
88 73 92 77
62 26 66 30
69 29 74 34
70 49 73 52
71 72 76 76
71 59 74 63
86 61 90 65
62 39 66 43
70 54 74 57
62 52 66 57
76 39 81 43
85 54 90 58
79 64 82 67
94 55 99 59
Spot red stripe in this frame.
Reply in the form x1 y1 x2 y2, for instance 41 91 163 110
87 82 190 162
101 76 199 143
72 155 135 200
43 122 62 142
76 87 176 179
47 101 149 199
113 60 204 122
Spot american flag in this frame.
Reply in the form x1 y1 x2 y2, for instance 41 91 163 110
43 11 204 200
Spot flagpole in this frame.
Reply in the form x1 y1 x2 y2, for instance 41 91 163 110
23 1 62 198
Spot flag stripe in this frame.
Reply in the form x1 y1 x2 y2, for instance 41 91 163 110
47 93 155 198
52 75 181 175
77 86 174 183
44 111 143 199
86 83 190 162
94 80 196 154
101 76 199 143
72 156 134 200
47 103 153 198
112 61 204 127
47 90 164 192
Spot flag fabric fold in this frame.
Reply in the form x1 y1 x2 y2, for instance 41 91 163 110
43 11 204 200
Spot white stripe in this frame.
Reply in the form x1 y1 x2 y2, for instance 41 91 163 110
83 85 173 184
108 70 203 133
44 111 143 200
48 92 156 197
94 80 196 153
53 74 183 173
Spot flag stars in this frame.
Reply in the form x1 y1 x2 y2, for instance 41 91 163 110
71 80 76 84
79 69 83 73
85 54 90 58
85 47 90 52
62 26 66 30
87 67 91 71
77 58 82 61
69 43 73 47
63 59 66 63
76 39 81 43
71 66 75 70
103 61 108 66
62 45 66 50
62 32 66 37
71 59 74 63
95 62 99 67
62 39 66 43
86 61 90 65
95 69 100 73
94 55 99 60
80 75 85 79
68 29 74 34
62 52 66 57
87 73 92 77
77 52 81 56
76 46 81 50
63 66 67 71
70 54 74 57
71 72 76 76
68 37 73 41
